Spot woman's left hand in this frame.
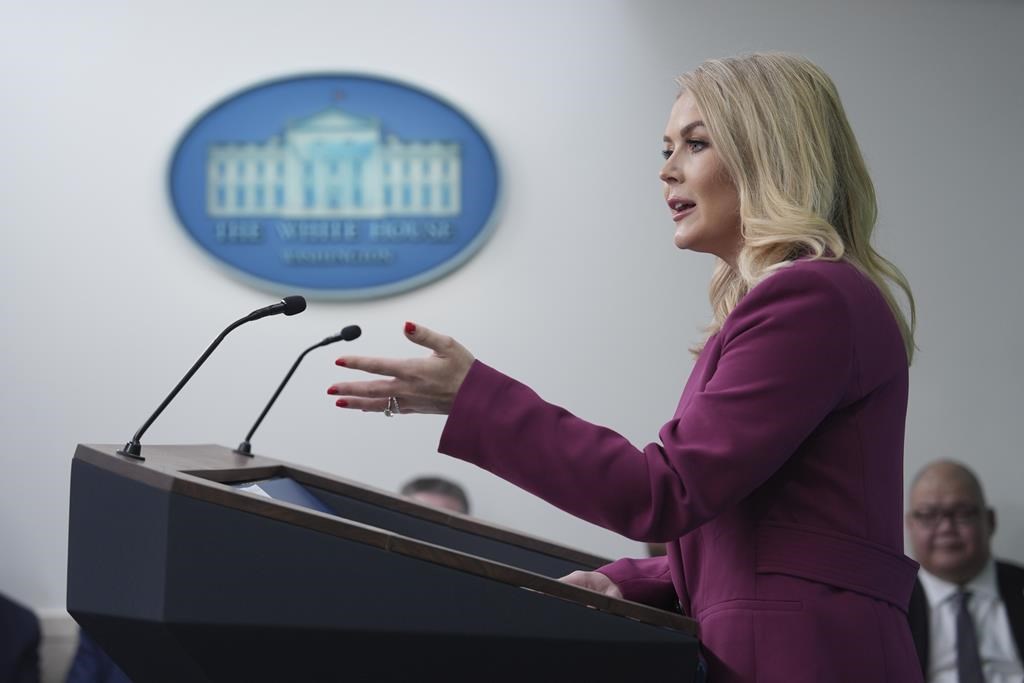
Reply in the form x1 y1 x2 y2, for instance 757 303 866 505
327 322 475 415
559 570 624 599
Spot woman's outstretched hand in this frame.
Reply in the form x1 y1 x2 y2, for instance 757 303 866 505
328 322 475 415
559 570 624 599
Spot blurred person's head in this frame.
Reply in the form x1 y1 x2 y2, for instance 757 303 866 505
906 460 995 584
400 476 470 515
646 542 667 557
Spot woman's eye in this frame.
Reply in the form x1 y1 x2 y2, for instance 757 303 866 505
661 148 673 160
686 139 708 152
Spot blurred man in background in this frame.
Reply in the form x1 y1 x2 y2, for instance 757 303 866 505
906 460 1024 682
400 476 470 515
0 591 40 683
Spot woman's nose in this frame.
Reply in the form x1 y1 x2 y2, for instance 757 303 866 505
660 159 681 184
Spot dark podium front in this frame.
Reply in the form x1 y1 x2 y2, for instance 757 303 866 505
68 444 698 682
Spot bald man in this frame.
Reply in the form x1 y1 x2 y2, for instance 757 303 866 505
400 476 470 515
906 460 1024 682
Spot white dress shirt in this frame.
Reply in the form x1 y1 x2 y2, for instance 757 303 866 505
919 560 1024 683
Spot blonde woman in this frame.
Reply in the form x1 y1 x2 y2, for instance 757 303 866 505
328 53 922 682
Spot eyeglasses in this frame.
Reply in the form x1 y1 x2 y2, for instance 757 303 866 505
909 506 982 529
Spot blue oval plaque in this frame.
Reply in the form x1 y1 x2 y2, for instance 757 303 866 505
169 74 501 299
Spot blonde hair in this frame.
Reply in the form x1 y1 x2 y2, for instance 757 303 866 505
679 53 916 362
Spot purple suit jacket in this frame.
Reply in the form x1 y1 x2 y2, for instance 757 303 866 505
439 259 923 682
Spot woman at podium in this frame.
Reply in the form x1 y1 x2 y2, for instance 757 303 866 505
327 52 922 683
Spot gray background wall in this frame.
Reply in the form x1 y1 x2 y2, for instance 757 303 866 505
1 2 1021 675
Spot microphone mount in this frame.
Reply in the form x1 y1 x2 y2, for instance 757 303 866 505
236 325 361 456
118 297 307 461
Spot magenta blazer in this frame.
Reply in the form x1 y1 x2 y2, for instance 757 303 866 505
439 259 922 682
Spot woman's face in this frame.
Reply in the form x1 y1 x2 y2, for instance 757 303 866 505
660 92 742 266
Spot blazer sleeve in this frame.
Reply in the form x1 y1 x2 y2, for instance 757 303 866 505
438 266 855 541
596 555 677 609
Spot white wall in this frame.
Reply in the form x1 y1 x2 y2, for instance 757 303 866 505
2 0 1022 626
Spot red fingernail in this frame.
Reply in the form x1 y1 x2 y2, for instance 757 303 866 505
327 387 339 395
335 399 349 407
335 359 347 367
404 322 416 334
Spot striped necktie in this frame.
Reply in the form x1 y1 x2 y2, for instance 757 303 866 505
956 589 985 683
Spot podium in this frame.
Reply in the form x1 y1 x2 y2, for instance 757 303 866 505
68 444 699 681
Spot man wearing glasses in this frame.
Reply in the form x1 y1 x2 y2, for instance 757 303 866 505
906 460 1024 683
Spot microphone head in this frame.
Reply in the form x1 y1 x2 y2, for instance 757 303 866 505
321 325 362 345
281 296 307 316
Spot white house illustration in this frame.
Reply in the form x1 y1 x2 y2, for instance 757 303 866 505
206 107 461 218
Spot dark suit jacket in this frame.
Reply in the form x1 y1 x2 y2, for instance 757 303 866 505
0 592 40 683
908 560 1024 675
65 631 133 683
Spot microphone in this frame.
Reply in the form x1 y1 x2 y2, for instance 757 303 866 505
118 296 308 461
235 325 362 456
245 295 307 321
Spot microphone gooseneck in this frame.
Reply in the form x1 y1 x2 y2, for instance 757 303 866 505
118 296 308 461
235 325 362 456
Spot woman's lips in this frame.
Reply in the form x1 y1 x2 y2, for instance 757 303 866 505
668 198 696 222
672 205 696 222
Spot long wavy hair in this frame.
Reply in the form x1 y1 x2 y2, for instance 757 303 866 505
679 53 916 362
